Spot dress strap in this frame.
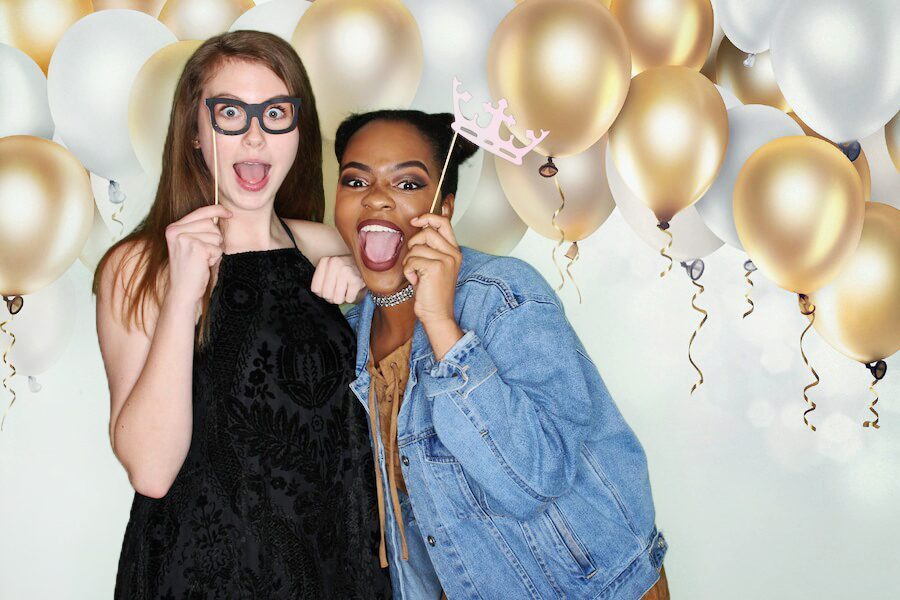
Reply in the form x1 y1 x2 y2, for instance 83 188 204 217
277 216 299 250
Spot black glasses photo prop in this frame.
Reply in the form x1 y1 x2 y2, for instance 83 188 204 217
204 96 302 135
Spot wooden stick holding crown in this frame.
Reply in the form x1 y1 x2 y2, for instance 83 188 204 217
428 77 550 214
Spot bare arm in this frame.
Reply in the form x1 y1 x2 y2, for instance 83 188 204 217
97 205 230 498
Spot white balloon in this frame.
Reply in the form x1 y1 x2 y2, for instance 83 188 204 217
0 43 53 138
695 105 803 250
1 268 79 377
79 204 115 273
90 171 158 239
770 0 900 143
454 155 527 255
47 10 176 180
860 128 900 210
711 0 783 54
406 0 515 114
606 142 723 261
229 0 311 42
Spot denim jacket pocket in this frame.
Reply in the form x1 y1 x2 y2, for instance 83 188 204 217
544 502 597 579
421 434 491 520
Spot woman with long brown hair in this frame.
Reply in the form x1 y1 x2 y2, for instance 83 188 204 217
94 31 390 598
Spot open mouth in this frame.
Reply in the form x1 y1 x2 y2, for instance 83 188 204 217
233 161 271 192
357 220 404 272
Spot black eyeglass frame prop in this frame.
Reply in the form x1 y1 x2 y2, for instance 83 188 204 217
204 96 302 136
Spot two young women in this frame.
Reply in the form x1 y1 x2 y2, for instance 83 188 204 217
96 30 667 599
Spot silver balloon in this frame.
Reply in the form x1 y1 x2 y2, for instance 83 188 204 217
711 0 783 54
695 105 803 250
229 0 311 42
770 0 900 143
860 128 900 210
90 171 158 239
606 141 723 261
0 43 53 138
454 155 527 255
47 10 176 181
406 0 515 114
79 204 114 272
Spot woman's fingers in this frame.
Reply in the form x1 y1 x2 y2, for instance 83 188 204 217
410 213 458 246
175 204 232 225
406 226 460 258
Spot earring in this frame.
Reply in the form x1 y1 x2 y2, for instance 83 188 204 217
192 139 200 149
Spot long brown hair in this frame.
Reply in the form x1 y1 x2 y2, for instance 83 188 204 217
94 30 323 339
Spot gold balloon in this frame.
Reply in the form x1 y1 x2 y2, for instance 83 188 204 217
129 40 203 181
517 0 612 5
159 0 254 41
455 156 528 255
488 0 631 157
788 112 873 201
733 136 865 294
496 137 615 241
611 0 714 75
807 202 900 364
92 0 166 17
715 36 789 112
0 0 93 74
0 136 93 296
292 0 423 138
608 65 728 224
886 112 900 172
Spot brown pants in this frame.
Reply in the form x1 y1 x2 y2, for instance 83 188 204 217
641 566 670 600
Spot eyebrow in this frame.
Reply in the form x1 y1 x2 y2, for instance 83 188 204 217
209 93 289 103
339 160 430 174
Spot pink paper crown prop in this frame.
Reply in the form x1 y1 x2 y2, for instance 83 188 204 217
428 77 550 213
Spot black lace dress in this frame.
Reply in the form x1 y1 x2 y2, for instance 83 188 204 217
114 219 391 599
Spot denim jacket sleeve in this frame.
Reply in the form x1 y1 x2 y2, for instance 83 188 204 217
417 294 601 520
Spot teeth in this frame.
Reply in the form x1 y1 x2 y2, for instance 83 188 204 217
361 224 400 233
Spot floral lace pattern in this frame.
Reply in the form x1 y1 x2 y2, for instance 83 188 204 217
114 247 391 599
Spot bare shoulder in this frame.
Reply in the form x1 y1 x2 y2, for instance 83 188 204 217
96 238 159 332
281 218 351 266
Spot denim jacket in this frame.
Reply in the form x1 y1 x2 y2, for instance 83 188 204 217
346 247 667 600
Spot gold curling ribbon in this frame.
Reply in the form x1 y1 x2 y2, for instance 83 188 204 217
798 294 819 432
656 224 673 278
548 173 569 291
742 261 755 319
563 242 582 304
0 312 17 431
688 278 707 395
863 378 880 429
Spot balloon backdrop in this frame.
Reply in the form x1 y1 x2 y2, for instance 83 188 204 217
1 268 79 377
159 0 253 41
496 137 615 242
47 9 176 181
611 0 714 75
0 136 93 296
769 0 900 143
90 172 158 238
92 0 166 16
808 202 900 364
788 112 874 202
128 40 203 183
229 0 311 42
695 104 803 250
0 0 92 73
488 0 631 157
711 0 782 54
0 43 53 138
455 156 528 255
291 0 423 137
733 136 865 294
79 204 115 273
407 0 515 114
886 113 900 172
714 36 788 112
609 65 729 224
606 145 723 261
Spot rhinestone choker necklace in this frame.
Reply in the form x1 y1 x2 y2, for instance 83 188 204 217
371 283 414 307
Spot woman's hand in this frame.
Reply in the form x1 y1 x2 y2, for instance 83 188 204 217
311 255 367 304
164 204 231 307
403 213 464 359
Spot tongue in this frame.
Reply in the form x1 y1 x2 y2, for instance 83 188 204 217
234 163 267 184
362 231 401 263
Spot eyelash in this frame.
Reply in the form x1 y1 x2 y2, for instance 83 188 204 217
341 177 425 190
